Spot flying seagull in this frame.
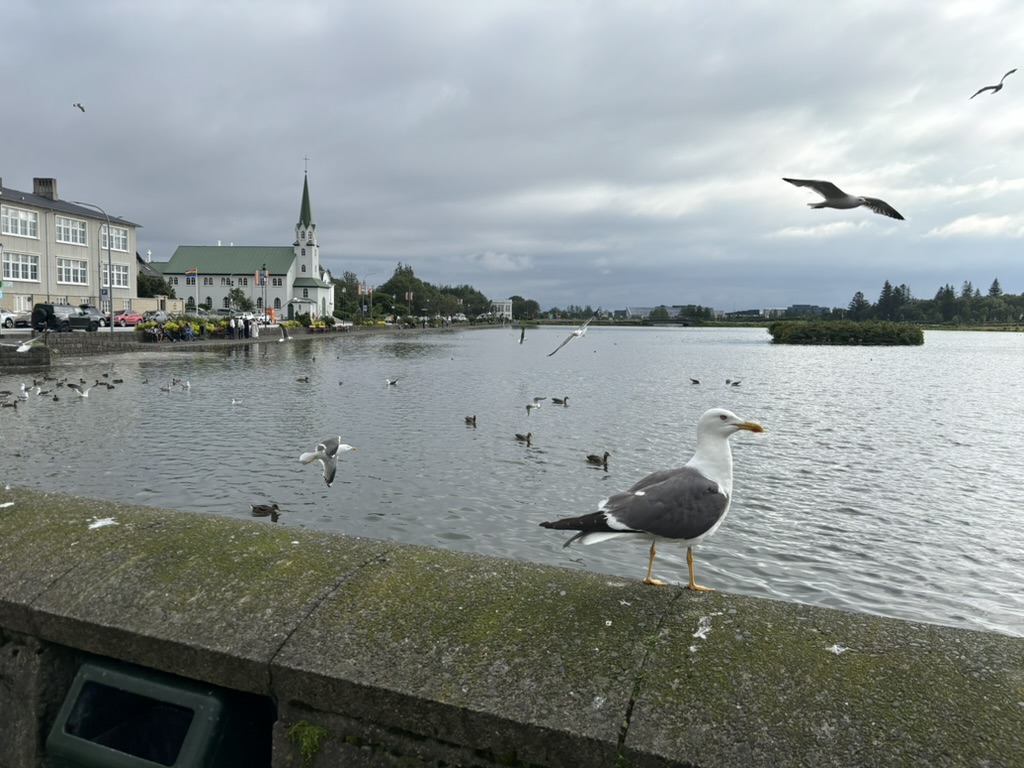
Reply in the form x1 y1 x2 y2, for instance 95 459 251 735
970 69 1017 99
540 408 764 590
299 436 356 487
783 178 905 221
73 102 85 112
548 309 601 357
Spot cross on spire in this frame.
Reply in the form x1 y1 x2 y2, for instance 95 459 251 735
303 155 310 173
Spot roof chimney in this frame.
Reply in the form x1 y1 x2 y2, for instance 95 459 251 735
33 178 59 200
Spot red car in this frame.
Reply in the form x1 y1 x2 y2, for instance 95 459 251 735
112 309 145 326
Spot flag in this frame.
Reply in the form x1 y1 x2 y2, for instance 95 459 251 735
184 268 198 276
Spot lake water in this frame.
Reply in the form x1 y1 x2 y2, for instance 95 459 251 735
2 326 1022 637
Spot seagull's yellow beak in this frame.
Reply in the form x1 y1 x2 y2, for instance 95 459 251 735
737 421 764 433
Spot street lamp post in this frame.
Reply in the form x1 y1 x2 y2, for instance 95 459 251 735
261 264 268 324
71 201 114 334
361 273 377 320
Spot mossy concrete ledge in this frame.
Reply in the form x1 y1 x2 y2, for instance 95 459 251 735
1 488 1022 768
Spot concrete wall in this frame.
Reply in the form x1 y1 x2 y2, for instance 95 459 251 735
1 486 1022 767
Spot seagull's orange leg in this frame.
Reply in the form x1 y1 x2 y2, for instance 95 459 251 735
686 546 714 592
642 541 667 586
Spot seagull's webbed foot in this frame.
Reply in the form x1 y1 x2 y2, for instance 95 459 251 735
685 546 714 592
642 541 668 586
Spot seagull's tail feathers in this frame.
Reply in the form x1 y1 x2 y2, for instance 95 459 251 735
298 451 325 465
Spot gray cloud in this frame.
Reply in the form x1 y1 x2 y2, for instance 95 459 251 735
6 0 1024 310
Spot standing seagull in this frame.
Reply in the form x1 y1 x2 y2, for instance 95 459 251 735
783 178 904 221
73 102 85 112
970 69 1017 99
299 436 356 487
540 408 763 590
548 309 601 357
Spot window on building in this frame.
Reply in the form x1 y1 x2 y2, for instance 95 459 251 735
186 297 196 309
203 276 213 286
223 297 231 309
170 276 179 285
1 206 39 238
273 297 282 309
56 258 89 285
302 288 309 298
100 224 129 252
205 296 212 307
186 276 196 286
2 250 40 281
102 263 131 288
301 248 306 257
301 264 307 272
272 277 283 287
239 277 247 286
56 217 88 245
256 297 263 309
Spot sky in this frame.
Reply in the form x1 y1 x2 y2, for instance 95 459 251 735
5 0 1024 312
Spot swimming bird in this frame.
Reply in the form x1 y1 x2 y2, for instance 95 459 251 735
73 102 85 112
296 376 310 383
690 378 700 385
730 381 741 387
465 415 477 426
515 432 532 446
68 383 95 398
970 69 1016 99
587 451 611 468
782 178 905 221
250 503 280 519
386 377 399 387
540 408 764 590
299 437 356 487
548 309 601 357
231 398 243 405
551 396 569 406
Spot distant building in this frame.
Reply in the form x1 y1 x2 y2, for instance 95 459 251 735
1 177 139 315
152 173 334 319
490 298 513 320
786 304 827 316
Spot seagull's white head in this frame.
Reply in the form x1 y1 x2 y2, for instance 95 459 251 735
696 408 764 440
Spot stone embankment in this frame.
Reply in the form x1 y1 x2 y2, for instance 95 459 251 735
1 487 1022 767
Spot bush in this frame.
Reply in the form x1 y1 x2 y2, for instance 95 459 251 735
767 320 924 346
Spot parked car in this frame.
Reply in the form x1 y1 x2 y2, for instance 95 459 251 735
31 303 100 332
112 309 145 326
142 310 171 324
0 310 17 328
78 305 108 327
13 311 33 328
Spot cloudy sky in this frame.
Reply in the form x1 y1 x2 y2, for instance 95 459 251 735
6 1 1024 311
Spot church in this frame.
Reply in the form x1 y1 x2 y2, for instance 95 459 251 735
154 173 335 320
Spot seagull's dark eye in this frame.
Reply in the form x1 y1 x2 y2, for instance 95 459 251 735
719 414 727 421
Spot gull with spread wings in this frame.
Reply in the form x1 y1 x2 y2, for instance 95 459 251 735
970 69 1016 100
783 178 904 221
548 309 600 357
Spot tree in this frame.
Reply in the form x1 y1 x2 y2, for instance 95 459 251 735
227 286 254 312
961 280 974 299
989 278 1003 297
847 291 872 320
137 272 176 299
876 280 897 320
650 305 671 320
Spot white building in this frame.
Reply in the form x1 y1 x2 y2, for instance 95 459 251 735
0 177 139 315
153 173 334 320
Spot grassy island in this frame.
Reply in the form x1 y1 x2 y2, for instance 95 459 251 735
767 319 924 345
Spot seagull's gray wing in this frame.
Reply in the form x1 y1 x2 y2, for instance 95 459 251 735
319 436 342 458
319 455 338 487
782 178 847 200
1000 68 1017 84
601 466 729 540
860 197 905 220
970 85 998 99
548 333 575 356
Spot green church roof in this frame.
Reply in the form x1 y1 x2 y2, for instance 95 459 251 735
155 246 296 275
298 173 313 228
